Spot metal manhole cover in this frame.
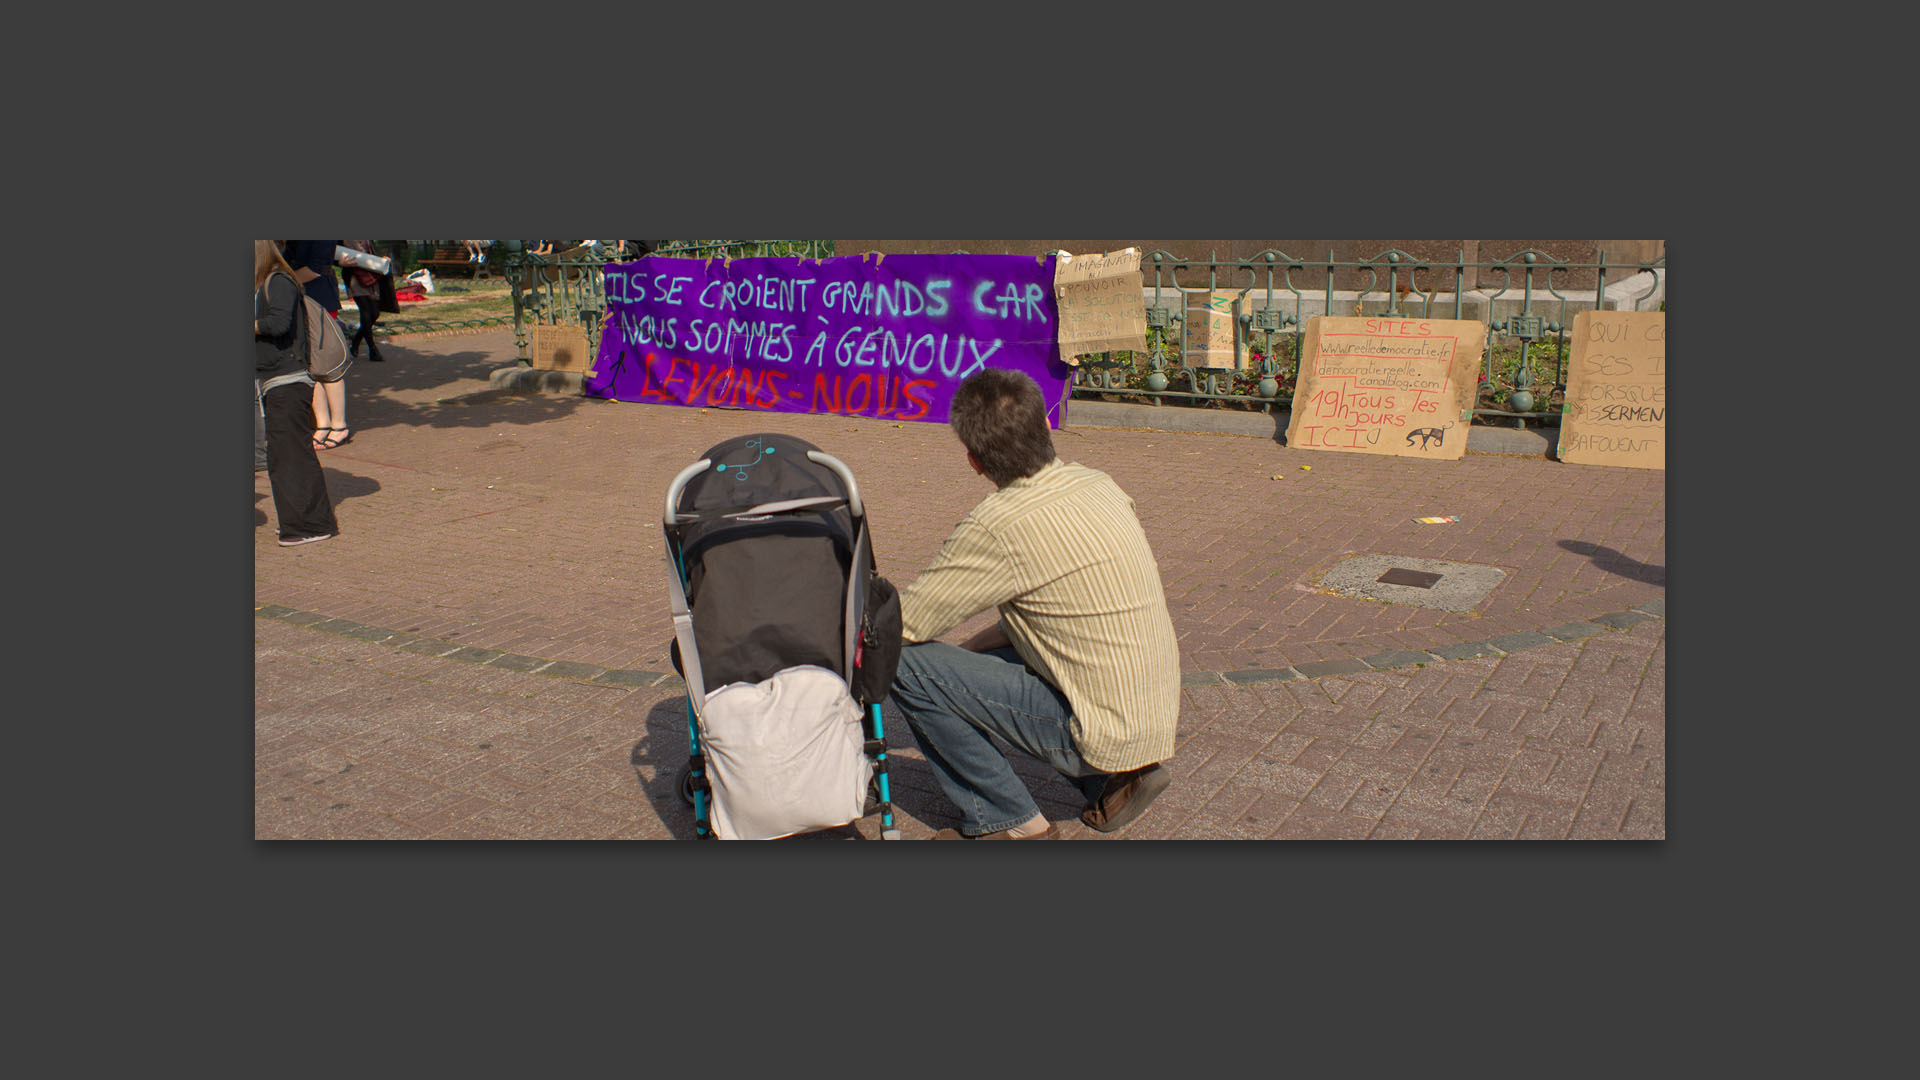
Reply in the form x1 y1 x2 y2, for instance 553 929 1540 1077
1317 555 1506 612
1377 568 1442 589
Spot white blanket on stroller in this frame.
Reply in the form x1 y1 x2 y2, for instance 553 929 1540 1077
699 665 872 841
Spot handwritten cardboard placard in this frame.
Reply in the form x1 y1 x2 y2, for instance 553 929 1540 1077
1185 290 1241 369
531 323 592 372
1558 310 1665 469
1053 248 1148 362
1286 316 1485 459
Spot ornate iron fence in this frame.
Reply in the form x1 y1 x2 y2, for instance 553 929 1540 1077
1073 247 1663 428
505 240 836 361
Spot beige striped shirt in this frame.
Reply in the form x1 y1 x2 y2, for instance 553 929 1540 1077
899 459 1180 771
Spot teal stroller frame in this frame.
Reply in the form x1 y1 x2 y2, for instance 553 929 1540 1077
663 433 900 840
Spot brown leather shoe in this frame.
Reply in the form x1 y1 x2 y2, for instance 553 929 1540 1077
1080 763 1171 833
931 824 1057 840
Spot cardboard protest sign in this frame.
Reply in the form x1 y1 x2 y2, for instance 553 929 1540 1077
1185 290 1240 368
1558 310 1665 469
531 323 592 372
587 253 1072 427
1054 248 1148 361
1286 316 1485 459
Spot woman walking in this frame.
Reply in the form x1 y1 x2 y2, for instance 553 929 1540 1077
341 239 389 365
254 240 339 547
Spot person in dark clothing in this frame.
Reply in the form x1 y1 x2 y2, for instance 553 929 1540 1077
254 240 338 546
280 240 343 312
281 239 353 451
340 240 388 364
280 239 343 311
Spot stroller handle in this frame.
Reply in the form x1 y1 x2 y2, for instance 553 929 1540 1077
662 450 866 526
805 450 864 522
663 459 713 526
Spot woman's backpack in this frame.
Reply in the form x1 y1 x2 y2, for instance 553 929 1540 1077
299 291 352 383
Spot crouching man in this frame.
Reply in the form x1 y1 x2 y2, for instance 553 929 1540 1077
892 369 1181 839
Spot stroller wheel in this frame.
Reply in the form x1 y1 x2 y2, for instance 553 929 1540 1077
677 761 696 807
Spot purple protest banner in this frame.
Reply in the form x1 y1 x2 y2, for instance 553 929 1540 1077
584 253 1072 427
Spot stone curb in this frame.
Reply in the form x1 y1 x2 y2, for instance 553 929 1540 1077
256 599 1663 691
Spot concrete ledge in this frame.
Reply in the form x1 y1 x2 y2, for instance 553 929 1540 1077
1065 398 1556 456
1231 271 1664 321
489 366 584 395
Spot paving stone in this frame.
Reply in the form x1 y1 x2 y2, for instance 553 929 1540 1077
592 668 664 687
400 638 463 658
1295 658 1372 679
1430 642 1502 661
445 646 505 664
537 661 605 681
1363 650 1434 670
1222 668 1299 685
488 653 551 672
1487 631 1557 653
252 332 1664 840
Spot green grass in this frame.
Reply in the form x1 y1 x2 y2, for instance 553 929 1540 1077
347 279 518 336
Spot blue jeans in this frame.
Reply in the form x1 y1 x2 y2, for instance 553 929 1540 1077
890 642 1110 836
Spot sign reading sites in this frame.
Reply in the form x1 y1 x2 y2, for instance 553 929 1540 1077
1558 310 1665 469
1185 290 1240 368
585 253 1072 427
1286 316 1486 459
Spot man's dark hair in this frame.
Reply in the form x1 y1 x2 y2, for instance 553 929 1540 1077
949 368 1055 485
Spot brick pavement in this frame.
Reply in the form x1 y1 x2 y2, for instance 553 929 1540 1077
255 329 1665 840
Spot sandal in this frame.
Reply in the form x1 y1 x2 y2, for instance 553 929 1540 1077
314 426 352 450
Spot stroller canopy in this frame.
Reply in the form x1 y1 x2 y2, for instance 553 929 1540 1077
670 434 862 690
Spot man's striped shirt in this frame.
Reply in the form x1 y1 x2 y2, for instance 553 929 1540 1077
898 459 1180 771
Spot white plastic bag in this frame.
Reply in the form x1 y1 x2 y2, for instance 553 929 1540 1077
405 268 434 294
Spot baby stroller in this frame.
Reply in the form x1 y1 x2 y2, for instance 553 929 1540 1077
663 433 903 840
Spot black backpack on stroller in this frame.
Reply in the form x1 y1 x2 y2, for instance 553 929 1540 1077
663 433 902 839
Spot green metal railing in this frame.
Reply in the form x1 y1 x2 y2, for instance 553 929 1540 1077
505 240 836 362
651 240 835 260
1072 247 1664 427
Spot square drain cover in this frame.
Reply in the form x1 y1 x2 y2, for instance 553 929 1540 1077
1316 555 1507 612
